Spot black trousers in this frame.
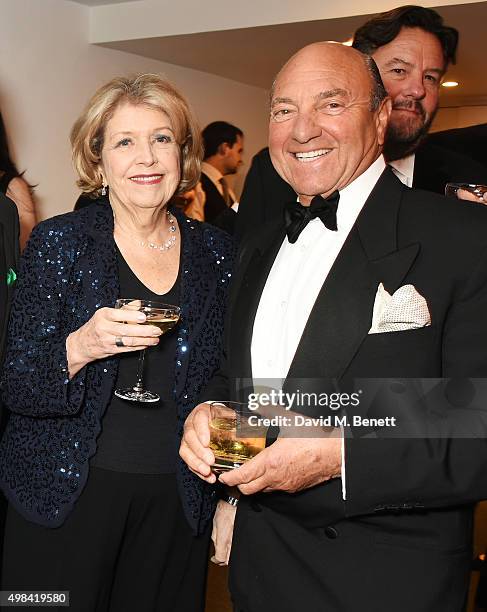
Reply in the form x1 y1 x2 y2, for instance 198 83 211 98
2 468 210 612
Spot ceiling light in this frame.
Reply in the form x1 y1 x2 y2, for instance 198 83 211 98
442 81 459 88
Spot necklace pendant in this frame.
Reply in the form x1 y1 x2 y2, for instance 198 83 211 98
137 209 178 253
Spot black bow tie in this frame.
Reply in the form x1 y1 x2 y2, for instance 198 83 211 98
284 191 340 244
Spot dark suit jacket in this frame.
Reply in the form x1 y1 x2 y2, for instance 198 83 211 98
0 200 234 533
0 194 19 364
211 207 237 235
413 140 487 195
427 123 487 168
236 145 487 240
206 168 487 611
201 171 228 222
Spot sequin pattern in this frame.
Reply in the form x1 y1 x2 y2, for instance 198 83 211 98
0 201 235 532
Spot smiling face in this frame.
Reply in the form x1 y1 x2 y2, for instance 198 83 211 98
371 27 445 158
100 102 181 212
269 43 390 204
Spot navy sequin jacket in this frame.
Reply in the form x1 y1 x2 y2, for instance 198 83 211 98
0 200 235 533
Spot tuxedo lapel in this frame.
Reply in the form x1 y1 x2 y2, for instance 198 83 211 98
357 168 420 295
287 168 419 380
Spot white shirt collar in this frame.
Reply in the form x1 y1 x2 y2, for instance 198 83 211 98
201 161 223 185
336 154 387 233
389 154 415 188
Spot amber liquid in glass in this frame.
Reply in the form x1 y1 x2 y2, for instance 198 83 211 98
209 416 266 472
143 313 179 334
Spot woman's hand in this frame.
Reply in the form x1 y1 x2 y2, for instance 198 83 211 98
211 499 237 566
66 306 162 378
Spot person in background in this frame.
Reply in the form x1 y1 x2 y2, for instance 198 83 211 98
427 123 487 203
0 73 234 612
236 5 487 240
174 180 206 222
0 113 37 249
351 5 487 193
201 121 244 228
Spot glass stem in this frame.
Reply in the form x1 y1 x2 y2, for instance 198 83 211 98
133 349 146 392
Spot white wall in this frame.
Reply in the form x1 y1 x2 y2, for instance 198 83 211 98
0 0 269 220
431 106 487 132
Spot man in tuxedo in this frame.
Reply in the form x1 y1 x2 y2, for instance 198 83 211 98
201 121 244 231
236 5 487 239
181 42 487 611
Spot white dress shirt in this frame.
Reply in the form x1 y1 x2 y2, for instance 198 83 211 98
389 154 415 188
251 155 387 381
251 155 387 499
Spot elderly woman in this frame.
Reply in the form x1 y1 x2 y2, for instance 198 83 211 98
0 74 234 611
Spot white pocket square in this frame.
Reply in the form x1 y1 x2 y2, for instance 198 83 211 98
369 283 431 334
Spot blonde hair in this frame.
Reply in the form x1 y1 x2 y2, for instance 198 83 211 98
70 73 202 197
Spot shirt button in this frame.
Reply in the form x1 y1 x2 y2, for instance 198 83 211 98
324 526 339 539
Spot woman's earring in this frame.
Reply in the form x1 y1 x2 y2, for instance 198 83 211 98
101 182 107 196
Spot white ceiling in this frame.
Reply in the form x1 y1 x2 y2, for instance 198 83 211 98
73 0 487 106
70 0 140 5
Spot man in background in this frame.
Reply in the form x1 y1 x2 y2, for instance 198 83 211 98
201 121 244 226
236 5 487 239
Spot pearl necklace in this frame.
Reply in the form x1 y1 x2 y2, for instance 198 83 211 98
139 210 177 252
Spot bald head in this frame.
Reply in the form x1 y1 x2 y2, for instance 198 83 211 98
281 42 366 75
268 41 391 203
272 42 386 111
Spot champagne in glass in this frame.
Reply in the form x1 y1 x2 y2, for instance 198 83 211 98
142 310 180 334
209 402 267 473
114 299 180 403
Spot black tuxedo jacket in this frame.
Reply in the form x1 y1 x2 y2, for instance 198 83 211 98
200 171 228 222
0 193 19 364
413 140 487 195
206 168 487 611
236 145 487 240
427 123 487 168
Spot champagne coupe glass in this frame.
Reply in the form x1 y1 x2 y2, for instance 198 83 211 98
114 299 180 402
208 402 267 473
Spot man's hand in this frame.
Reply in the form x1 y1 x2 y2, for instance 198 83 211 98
211 500 237 566
457 188 487 205
179 402 217 483
219 435 342 495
